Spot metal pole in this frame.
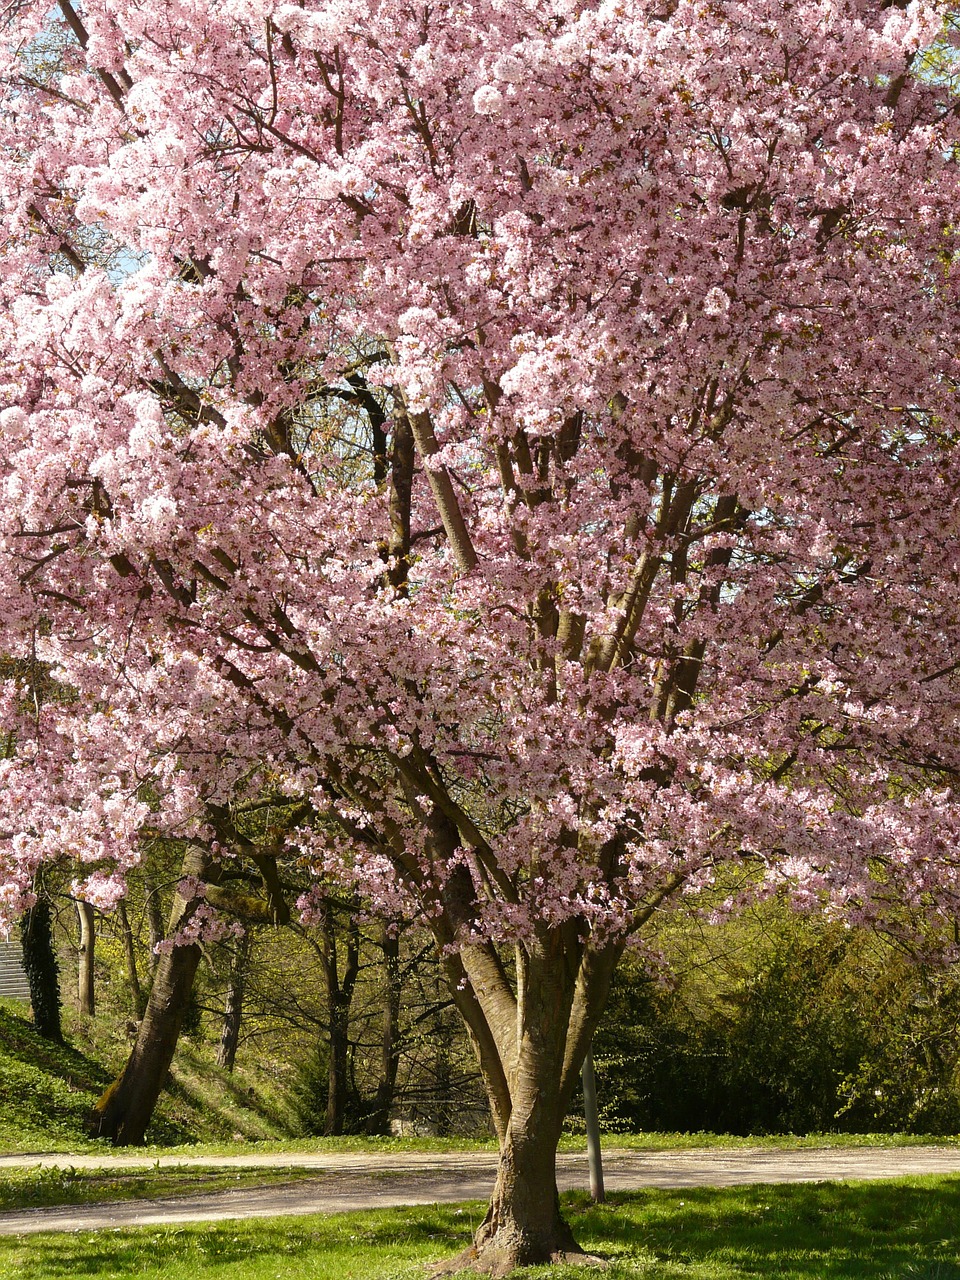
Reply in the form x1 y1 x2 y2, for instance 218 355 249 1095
581 1045 605 1203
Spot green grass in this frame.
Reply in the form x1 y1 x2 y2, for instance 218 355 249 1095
128 1129 960 1160
0 1003 298 1152
132 1134 500 1157
0 1006 114 1153
565 1131 960 1152
148 1042 299 1145
1 1177 959 1279
0 1166 330 1211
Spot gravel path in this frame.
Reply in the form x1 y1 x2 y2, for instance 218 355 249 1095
0 1146 958 1235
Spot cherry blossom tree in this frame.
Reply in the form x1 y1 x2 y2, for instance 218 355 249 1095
2 0 960 1269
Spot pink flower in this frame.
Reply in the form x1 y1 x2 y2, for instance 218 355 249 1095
703 287 730 316
473 85 504 115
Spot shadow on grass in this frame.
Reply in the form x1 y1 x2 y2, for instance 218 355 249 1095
3 1178 960 1279
565 1178 960 1278
162 1052 291 1137
2 1203 472 1279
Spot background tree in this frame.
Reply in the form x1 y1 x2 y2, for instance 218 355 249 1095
2 0 960 1271
593 908 960 1137
215 929 251 1072
75 899 96 1018
19 892 62 1043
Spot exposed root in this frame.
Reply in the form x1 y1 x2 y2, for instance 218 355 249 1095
429 1243 609 1277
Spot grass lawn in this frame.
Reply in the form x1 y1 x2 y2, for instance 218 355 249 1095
3 1130 958 1160
2 1132 958 1215
124 1130 960 1159
0 1165 328 1211
1 1177 958 1279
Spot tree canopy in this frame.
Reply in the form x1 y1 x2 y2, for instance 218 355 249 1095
1 0 960 1268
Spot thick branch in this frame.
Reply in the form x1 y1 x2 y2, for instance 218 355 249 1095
57 0 129 109
405 408 478 573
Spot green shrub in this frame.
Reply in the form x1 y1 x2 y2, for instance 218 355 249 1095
593 920 960 1136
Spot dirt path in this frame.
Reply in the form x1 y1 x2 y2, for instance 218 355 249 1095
1 1146 958 1235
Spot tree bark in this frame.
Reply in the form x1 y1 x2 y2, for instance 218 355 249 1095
434 1011 454 1137
216 930 251 1072
89 845 221 1145
365 924 401 1134
436 1018 587 1277
323 908 359 1135
468 1119 581 1275
76 899 96 1017
326 989 351 1135
117 899 144 1018
426 832 624 1274
20 896 62 1043
581 1046 605 1203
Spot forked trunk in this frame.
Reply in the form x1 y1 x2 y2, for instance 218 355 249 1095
318 904 360 1135
364 924 401 1135
421 824 630 1273
216 930 251 1072
466 1122 581 1276
325 990 352 1134
431 893 620 1271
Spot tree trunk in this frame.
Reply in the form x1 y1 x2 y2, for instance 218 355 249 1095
434 1012 454 1137
117 899 145 1018
216 930 251 1072
326 989 352 1134
426 836 625 1274
471 1119 580 1274
20 897 62 1043
143 870 164 975
325 909 360 1134
437 1046 585 1277
434 955 610 1276
365 924 401 1135
89 846 221 1145
581 1046 605 1203
76 900 96 1017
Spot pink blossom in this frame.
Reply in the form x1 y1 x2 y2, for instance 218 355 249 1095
702 287 730 316
0 0 954 1106
473 85 504 115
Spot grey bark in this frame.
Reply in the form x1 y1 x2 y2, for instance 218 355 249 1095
428 843 623 1273
216 930 251 1072
76 900 96 1017
117 899 144 1017
90 846 221 1145
581 1046 605 1203
321 908 360 1135
365 924 401 1134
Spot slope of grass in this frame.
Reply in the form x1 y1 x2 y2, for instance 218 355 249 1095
2 1178 959 1279
0 1005 113 1152
149 1042 300 1145
0 1002 300 1152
